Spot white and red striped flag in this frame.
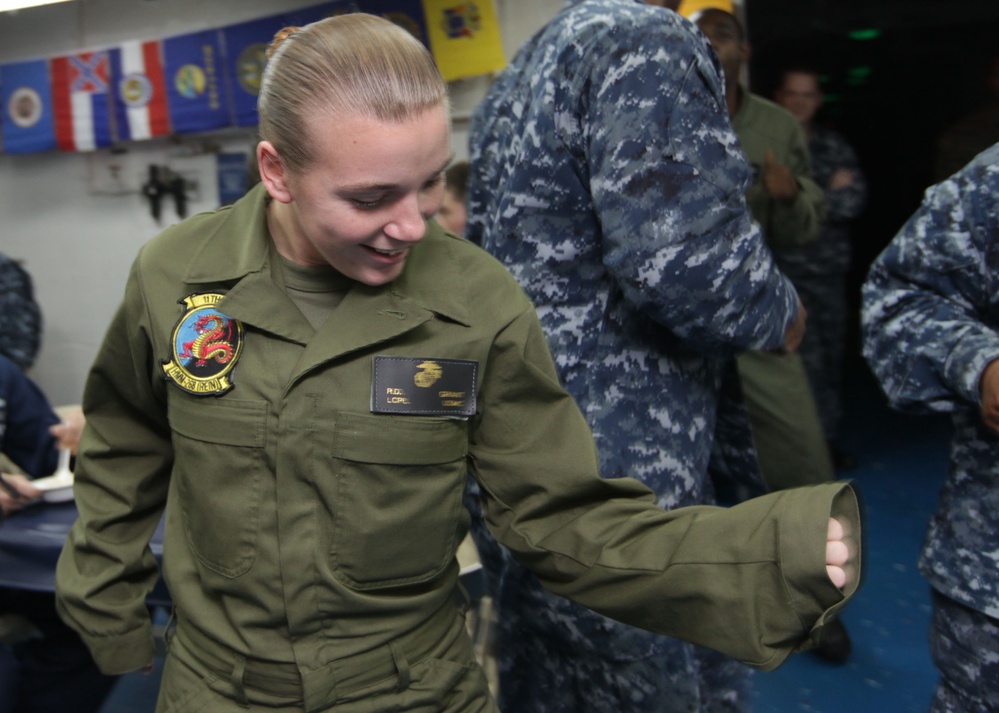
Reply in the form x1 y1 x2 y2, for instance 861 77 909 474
112 39 172 141
50 51 114 151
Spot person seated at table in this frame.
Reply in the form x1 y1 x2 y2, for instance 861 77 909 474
0 354 114 713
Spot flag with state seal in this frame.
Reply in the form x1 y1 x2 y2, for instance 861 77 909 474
163 29 229 134
219 2 343 127
50 51 115 151
421 0 505 82
110 39 172 142
0 58 57 154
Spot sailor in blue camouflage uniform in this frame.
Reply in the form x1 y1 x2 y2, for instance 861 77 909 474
774 68 868 463
862 142 999 712
466 1 805 710
0 253 42 372
0 353 59 480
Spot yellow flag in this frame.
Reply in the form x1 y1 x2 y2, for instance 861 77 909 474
422 0 506 82
677 0 734 17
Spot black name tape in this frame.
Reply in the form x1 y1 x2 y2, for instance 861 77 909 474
371 356 477 417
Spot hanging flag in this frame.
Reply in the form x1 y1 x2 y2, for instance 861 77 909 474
217 151 250 205
358 0 430 46
220 15 283 127
163 30 229 134
421 0 505 82
0 58 57 154
110 39 172 142
50 51 114 151
218 3 346 128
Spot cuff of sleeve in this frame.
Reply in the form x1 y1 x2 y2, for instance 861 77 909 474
947 334 999 407
779 481 862 653
85 622 156 676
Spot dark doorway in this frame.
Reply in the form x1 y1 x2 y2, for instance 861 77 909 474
745 0 999 355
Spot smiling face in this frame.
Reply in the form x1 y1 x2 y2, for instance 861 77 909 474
775 71 823 127
259 105 452 286
695 9 749 94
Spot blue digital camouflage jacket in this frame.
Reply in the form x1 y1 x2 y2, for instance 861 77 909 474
862 141 999 617
467 0 798 506
466 0 801 661
0 253 42 371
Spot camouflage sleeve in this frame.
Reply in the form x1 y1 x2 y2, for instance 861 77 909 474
861 143 999 413
822 134 867 223
582 28 798 354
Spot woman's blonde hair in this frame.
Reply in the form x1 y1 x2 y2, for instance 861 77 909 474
259 13 448 174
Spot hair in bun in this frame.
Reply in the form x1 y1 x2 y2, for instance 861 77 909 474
267 26 299 59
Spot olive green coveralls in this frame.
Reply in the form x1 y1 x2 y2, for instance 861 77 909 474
732 89 836 490
55 185 861 712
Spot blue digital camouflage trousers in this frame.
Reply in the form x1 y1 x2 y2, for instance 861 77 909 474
930 589 999 712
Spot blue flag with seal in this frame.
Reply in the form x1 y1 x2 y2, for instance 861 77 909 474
219 2 350 127
164 29 229 134
364 0 430 46
1 58 57 154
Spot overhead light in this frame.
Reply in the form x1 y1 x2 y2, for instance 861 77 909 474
0 0 75 12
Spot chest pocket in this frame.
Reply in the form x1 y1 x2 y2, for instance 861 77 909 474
328 413 468 590
168 396 268 578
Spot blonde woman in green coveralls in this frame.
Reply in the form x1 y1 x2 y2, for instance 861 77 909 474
54 14 861 713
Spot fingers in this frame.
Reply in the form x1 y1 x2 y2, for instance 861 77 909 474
826 540 848 567
979 359 999 435
5 473 41 499
49 408 85 455
0 473 41 515
782 298 807 353
828 168 855 190
826 517 849 589
826 565 846 589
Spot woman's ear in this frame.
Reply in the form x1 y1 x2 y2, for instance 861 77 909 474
257 141 293 204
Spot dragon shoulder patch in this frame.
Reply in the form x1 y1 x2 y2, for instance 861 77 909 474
162 292 244 396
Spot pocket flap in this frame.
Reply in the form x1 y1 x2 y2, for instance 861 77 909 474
333 413 467 464
168 396 268 448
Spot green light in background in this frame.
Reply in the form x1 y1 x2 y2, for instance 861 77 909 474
842 66 873 87
848 28 881 41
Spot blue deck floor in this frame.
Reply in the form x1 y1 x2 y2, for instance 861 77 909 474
751 357 948 713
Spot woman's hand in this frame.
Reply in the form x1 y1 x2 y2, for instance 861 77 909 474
826 517 850 589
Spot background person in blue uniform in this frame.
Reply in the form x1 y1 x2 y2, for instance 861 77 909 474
0 355 59 484
863 141 999 713
0 254 42 373
0 353 115 713
465 1 816 711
